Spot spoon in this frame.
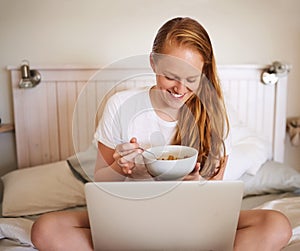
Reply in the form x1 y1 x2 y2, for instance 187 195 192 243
114 137 158 159
138 146 158 159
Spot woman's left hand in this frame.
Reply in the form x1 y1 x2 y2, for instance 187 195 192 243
183 163 201 181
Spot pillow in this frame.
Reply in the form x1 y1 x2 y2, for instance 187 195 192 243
240 161 300 197
223 136 269 180
1 161 86 217
222 103 270 179
67 144 97 182
226 102 256 144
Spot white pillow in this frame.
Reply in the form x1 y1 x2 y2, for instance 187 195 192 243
226 103 255 143
0 218 34 247
223 136 269 180
1 161 86 217
223 103 270 179
240 161 300 197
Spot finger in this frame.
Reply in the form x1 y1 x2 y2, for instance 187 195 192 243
184 165 201 181
116 141 139 153
130 137 137 143
117 158 136 174
122 165 134 175
122 148 143 162
115 146 143 161
116 149 142 174
115 148 136 158
190 162 200 174
114 148 136 162
117 159 134 174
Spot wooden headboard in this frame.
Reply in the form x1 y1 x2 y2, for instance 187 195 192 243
8 64 288 168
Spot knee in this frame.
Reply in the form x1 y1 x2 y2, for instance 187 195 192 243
262 210 292 245
31 214 48 247
31 212 63 250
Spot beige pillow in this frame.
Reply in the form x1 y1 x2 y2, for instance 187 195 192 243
1 161 86 217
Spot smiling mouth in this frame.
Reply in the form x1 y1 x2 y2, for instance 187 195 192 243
167 90 185 98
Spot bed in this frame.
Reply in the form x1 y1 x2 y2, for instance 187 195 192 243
1 59 300 250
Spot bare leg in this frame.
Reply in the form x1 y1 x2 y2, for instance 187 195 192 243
234 209 292 251
31 210 93 251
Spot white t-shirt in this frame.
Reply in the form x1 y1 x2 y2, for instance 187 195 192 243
94 86 231 179
95 86 177 150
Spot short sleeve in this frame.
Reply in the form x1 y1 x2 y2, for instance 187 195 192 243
94 94 122 149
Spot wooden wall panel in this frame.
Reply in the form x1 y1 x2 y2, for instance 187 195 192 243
9 65 287 168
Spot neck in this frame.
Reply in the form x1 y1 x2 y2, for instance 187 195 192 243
149 86 178 122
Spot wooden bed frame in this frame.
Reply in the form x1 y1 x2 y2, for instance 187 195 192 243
8 63 288 168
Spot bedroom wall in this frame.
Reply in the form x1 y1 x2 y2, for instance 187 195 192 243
0 0 299 171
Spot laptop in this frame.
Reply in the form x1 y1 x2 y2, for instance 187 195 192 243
85 180 244 251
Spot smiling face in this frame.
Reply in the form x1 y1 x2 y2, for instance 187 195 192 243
150 44 204 120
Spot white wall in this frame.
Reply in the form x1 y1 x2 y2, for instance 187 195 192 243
0 0 299 170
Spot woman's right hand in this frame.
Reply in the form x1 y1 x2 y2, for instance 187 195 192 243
113 137 143 175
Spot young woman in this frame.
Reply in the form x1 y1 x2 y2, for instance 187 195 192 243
31 17 292 251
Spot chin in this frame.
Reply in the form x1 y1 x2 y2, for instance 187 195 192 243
167 99 185 110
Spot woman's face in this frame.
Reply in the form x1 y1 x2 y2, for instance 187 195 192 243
151 44 204 111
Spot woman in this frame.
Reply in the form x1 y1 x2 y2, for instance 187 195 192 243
31 17 292 251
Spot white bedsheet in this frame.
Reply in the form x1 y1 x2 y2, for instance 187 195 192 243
0 218 36 250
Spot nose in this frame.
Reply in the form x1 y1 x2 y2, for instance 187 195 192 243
174 79 187 93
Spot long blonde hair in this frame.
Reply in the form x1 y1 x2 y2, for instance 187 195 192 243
152 17 229 179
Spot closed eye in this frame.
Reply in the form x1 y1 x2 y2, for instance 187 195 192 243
186 78 197 83
165 75 179 81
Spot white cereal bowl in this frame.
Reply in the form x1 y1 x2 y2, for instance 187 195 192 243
142 145 198 180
